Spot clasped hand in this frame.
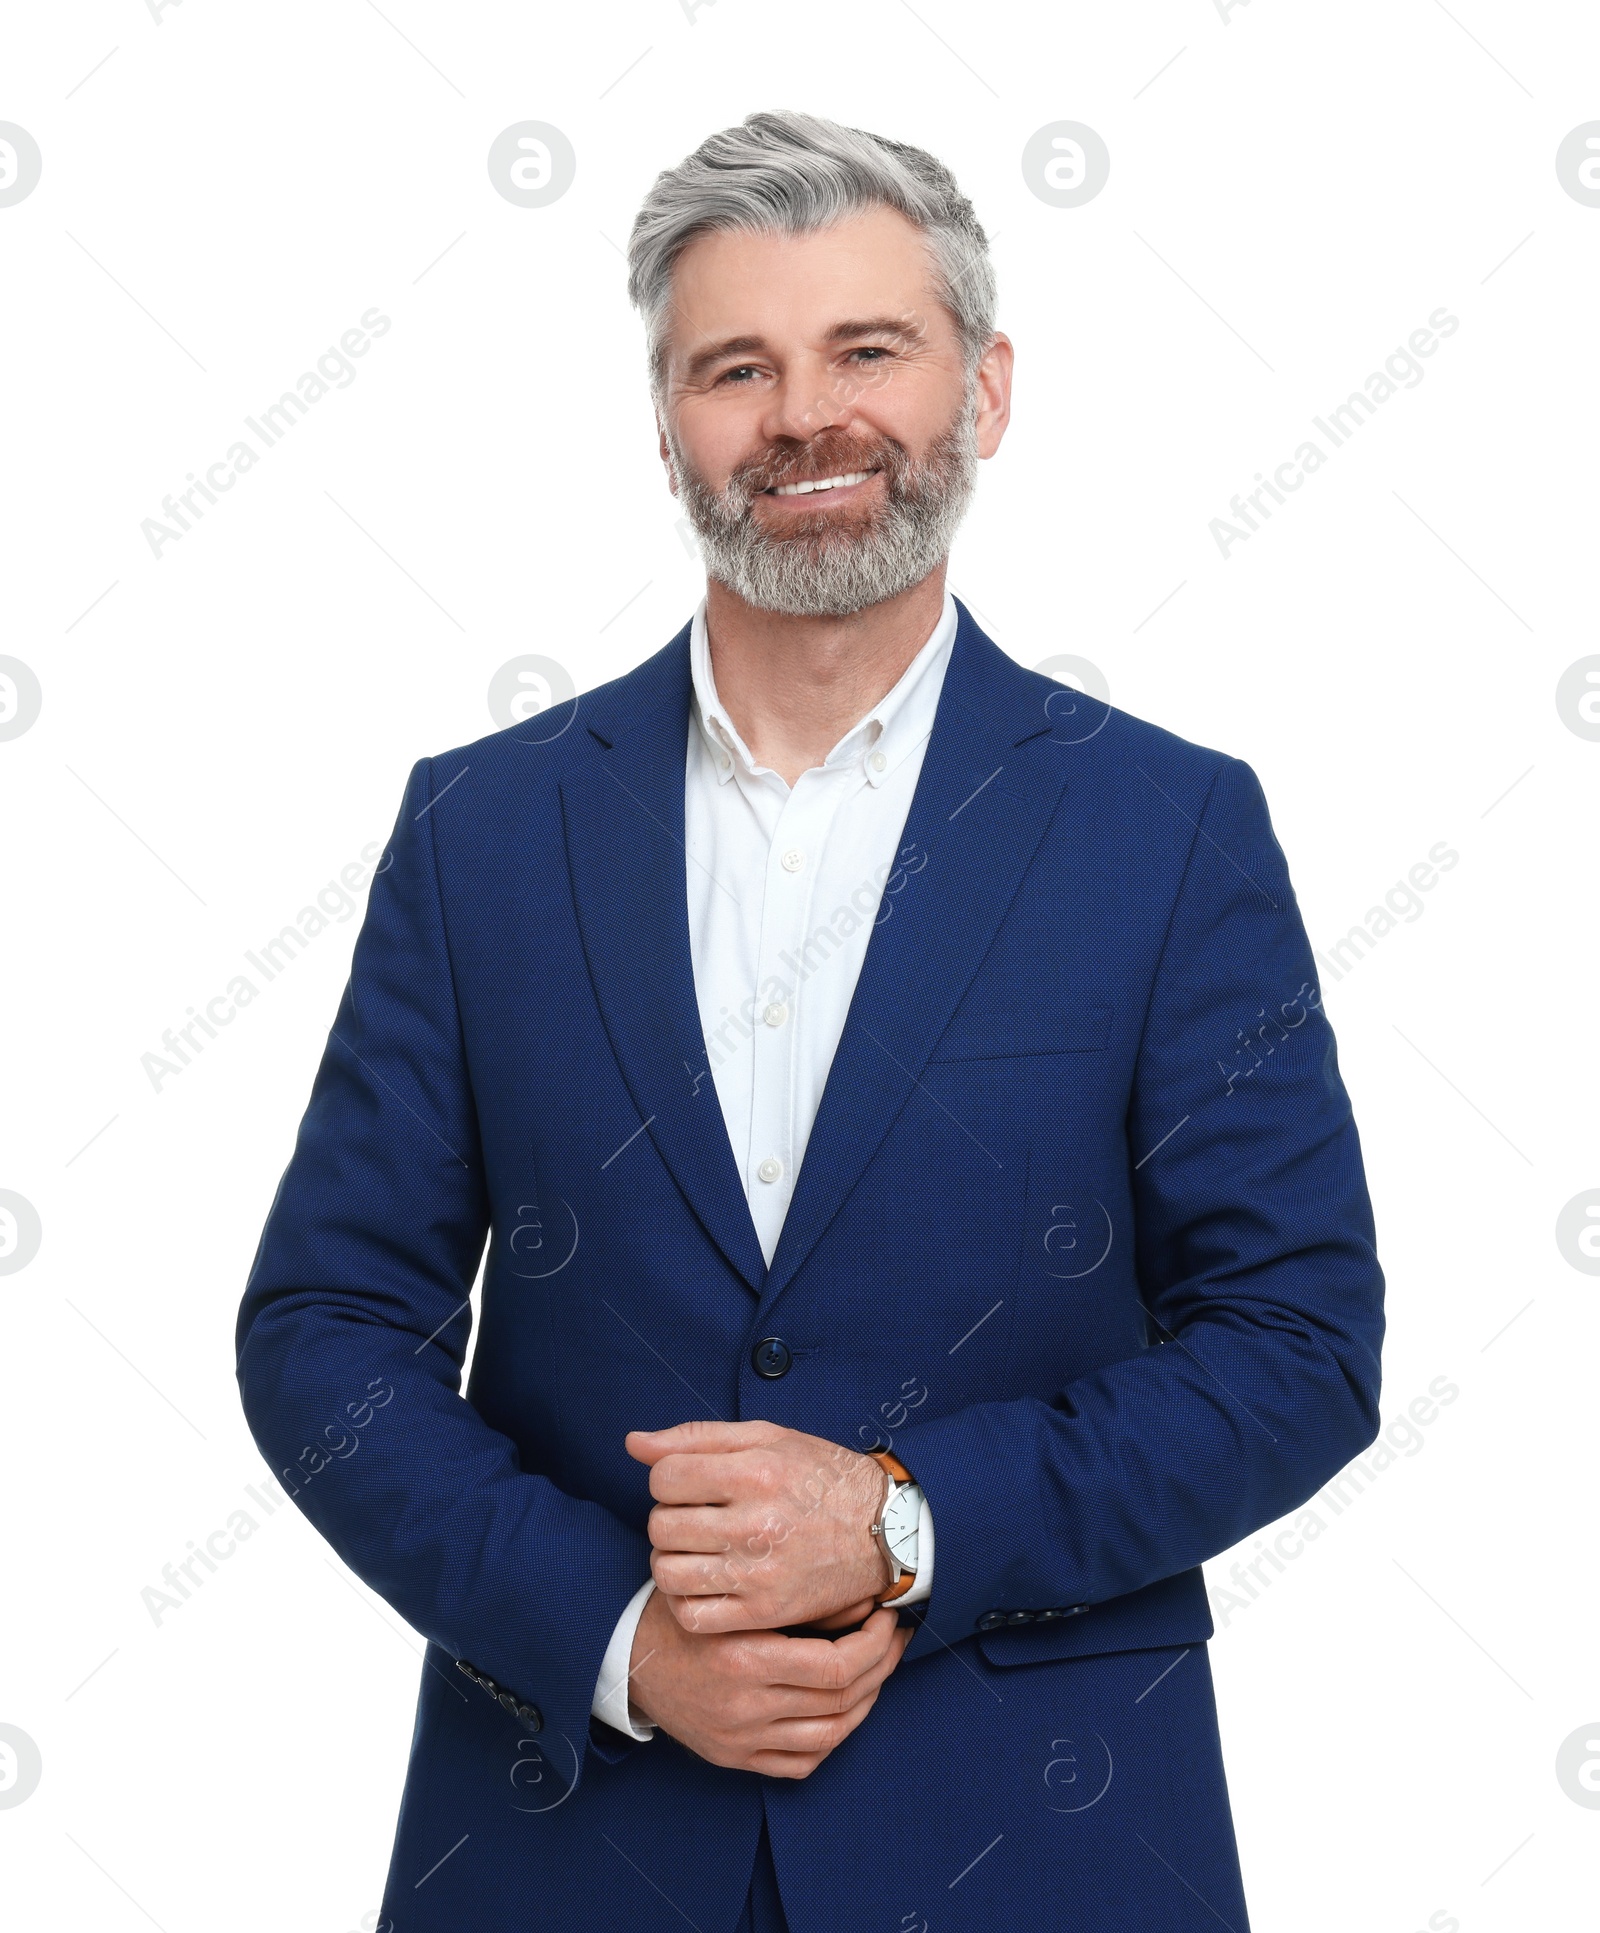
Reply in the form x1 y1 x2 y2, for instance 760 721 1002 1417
625 1419 893 1634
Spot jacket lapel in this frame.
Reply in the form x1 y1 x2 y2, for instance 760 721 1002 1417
560 599 1073 1314
560 623 770 1297
754 602 1071 1321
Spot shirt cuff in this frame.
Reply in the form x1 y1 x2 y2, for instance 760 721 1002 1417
591 1577 659 1740
894 1490 935 1605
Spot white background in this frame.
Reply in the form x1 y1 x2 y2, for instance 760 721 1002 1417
3 2 1597 1928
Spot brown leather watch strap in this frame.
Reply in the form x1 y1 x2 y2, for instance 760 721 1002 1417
867 1449 916 1602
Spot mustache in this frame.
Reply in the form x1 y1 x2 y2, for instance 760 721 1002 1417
726 435 907 504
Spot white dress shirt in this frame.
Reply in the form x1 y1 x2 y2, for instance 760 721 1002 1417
590 590 955 1741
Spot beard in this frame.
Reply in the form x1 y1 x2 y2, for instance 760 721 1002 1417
664 389 980 619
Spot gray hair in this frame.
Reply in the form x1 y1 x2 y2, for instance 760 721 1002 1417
627 109 996 405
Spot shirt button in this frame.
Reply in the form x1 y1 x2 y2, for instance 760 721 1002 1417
763 1002 787 1028
756 1157 782 1184
717 752 730 771
780 848 806 872
869 751 887 773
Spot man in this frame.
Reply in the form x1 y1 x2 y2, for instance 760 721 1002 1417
236 109 1384 1932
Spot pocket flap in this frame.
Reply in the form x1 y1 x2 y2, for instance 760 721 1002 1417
930 1002 1113 1063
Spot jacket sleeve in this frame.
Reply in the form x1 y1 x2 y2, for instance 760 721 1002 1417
888 755 1385 1645
234 756 654 1785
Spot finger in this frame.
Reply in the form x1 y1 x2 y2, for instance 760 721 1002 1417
650 1505 796 1576
744 1748 828 1781
793 1596 878 1633
767 1626 907 1721
651 1549 765 1607
657 1581 745 1638
756 1610 906 1689
756 1688 885 1760
646 1504 745 1554
660 1594 766 1638
656 1573 853 1634
625 1421 779 1466
647 1450 750 1507
653 1554 893 1630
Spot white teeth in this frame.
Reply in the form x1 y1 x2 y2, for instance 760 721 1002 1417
771 470 874 497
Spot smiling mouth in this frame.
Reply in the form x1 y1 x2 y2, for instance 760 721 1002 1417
762 468 880 499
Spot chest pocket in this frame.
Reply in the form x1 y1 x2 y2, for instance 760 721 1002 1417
928 1002 1113 1063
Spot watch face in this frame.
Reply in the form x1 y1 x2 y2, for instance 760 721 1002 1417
884 1485 920 1570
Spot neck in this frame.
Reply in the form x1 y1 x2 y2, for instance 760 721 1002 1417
703 567 949 787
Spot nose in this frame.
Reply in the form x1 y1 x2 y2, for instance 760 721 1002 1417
760 353 858 447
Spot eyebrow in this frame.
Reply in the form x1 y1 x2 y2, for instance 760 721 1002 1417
680 316 917 385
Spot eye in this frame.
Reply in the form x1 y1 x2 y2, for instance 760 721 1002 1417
716 364 760 386
849 346 890 363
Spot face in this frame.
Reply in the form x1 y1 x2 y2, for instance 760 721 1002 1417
657 205 1010 617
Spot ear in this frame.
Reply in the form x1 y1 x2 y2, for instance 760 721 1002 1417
657 420 678 498
973 331 1014 462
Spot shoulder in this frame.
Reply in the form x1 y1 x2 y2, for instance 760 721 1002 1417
976 638 1283 890
995 644 1243 813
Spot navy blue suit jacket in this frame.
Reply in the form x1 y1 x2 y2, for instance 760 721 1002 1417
236 599 1383 1932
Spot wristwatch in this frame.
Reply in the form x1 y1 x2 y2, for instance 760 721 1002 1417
866 1449 923 1603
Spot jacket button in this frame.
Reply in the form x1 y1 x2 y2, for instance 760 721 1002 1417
1006 1610 1034 1625
1067 1604 1088 1615
976 1611 1006 1631
516 1702 542 1729
751 1336 792 1378
1036 1608 1063 1622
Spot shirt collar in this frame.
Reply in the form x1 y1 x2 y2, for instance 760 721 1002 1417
689 588 958 790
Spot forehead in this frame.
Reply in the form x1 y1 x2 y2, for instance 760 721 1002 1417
664 205 950 362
